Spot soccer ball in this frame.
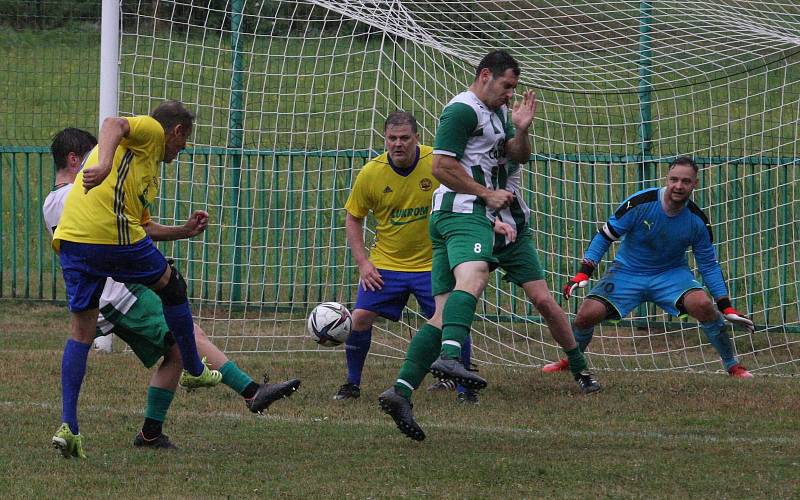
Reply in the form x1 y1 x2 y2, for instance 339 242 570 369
93 334 114 353
307 302 352 347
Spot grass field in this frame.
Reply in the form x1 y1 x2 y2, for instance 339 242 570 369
2 18 800 496
2 301 799 498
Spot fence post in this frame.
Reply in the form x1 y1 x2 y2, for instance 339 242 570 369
638 1 654 187
228 0 245 303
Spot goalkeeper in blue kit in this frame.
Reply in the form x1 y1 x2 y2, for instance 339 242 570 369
546 156 755 378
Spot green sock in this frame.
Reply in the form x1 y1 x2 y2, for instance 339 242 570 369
395 323 442 399
220 360 255 396
440 290 477 359
144 386 175 422
565 347 588 375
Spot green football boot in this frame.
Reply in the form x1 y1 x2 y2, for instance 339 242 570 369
52 423 87 459
179 357 223 391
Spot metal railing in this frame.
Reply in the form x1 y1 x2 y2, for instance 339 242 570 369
1 146 797 332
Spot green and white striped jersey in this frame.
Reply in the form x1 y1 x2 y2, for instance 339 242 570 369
498 162 531 246
432 90 531 244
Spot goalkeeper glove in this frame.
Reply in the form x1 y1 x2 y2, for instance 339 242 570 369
716 297 755 333
563 260 595 299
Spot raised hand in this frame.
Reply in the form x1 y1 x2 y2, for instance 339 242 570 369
511 90 537 132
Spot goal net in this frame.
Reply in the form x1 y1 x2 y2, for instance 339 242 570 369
118 0 800 375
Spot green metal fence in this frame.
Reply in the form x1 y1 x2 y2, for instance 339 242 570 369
1 146 797 332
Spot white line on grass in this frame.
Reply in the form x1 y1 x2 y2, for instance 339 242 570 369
4 399 798 447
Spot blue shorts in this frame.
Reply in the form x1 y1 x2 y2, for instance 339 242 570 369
354 269 434 321
59 237 168 312
587 264 704 318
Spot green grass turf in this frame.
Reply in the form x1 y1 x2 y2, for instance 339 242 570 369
1 302 799 498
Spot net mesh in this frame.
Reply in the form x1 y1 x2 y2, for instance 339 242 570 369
117 0 800 375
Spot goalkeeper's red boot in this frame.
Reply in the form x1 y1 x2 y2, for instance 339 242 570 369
728 364 754 379
542 358 569 373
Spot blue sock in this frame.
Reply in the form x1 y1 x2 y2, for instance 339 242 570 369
345 328 372 386
701 316 737 370
162 302 204 375
61 339 92 434
573 325 595 352
456 335 473 394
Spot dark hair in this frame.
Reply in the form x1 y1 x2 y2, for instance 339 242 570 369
475 50 520 79
150 100 195 132
51 128 97 170
384 111 418 133
669 156 698 173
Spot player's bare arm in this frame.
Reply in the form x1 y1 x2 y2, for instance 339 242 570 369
345 212 383 291
505 90 535 163
432 154 514 210
144 210 209 241
83 117 130 192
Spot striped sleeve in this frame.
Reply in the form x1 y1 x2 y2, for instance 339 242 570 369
433 103 478 160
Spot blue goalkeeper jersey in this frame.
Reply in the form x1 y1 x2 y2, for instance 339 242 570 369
584 187 728 299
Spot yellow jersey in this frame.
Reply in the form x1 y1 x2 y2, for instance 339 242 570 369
53 116 164 250
344 144 438 272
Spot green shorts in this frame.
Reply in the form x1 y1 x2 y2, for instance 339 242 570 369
430 212 546 296
430 211 497 296
95 284 173 368
494 228 546 285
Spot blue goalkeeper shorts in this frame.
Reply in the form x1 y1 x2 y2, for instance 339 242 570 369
354 269 434 321
59 237 169 312
587 263 704 318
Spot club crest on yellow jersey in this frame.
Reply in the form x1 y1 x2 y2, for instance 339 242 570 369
139 176 160 210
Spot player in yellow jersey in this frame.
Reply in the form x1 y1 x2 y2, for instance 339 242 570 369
50 102 221 458
47 128 300 456
333 111 478 402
